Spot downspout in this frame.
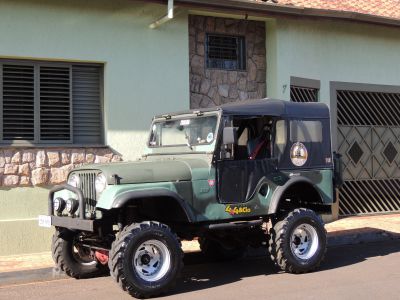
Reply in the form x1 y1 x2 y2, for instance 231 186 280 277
149 0 176 29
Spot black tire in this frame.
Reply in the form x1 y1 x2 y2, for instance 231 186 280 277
268 208 327 274
109 221 183 299
51 229 108 279
199 238 247 261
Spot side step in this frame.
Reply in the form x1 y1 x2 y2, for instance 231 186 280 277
205 219 263 231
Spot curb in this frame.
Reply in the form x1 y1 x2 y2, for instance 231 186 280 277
1 229 398 287
0 267 67 287
327 229 400 247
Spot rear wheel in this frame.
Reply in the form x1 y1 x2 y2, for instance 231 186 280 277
51 229 108 279
109 221 183 298
269 208 327 273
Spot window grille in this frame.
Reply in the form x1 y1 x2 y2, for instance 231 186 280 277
290 86 319 102
206 34 246 70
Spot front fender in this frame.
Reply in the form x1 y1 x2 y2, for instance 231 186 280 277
96 184 195 222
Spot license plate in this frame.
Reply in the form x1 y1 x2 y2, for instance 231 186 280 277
38 215 52 228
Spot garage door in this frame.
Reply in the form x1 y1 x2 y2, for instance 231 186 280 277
337 89 400 215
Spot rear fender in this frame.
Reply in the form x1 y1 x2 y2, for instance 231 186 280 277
268 177 323 214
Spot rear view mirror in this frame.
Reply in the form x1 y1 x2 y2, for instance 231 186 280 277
223 127 238 145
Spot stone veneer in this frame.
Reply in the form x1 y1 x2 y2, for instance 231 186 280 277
189 15 266 109
0 147 122 187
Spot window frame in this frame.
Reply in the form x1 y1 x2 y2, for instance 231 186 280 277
0 59 104 147
205 33 246 71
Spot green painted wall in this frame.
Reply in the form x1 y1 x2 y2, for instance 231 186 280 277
0 187 52 255
0 0 190 256
267 18 400 103
0 0 190 160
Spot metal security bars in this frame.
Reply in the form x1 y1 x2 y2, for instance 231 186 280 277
337 90 400 126
206 34 246 70
0 60 103 145
290 86 319 102
336 88 400 215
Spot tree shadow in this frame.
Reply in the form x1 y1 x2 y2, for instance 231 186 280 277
170 239 400 296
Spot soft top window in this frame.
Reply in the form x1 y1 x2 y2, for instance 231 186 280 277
290 120 322 143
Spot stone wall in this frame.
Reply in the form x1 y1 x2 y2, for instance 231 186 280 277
189 15 266 108
0 147 122 187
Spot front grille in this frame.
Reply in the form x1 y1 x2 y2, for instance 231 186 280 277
77 171 98 218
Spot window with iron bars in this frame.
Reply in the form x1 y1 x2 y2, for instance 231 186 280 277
290 77 320 102
290 86 319 102
206 34 246 70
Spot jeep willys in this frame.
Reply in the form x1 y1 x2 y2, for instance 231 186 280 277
40 98 341 298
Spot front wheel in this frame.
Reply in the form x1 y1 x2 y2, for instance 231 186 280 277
269 208 327 274
109 221 183 298
51 229 108 279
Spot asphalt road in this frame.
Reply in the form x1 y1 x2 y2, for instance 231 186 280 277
1 240 399 300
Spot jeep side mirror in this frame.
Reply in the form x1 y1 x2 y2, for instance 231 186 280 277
223 127 238 145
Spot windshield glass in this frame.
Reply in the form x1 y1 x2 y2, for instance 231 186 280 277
149 115 218 148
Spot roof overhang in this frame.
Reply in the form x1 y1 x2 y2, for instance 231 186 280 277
148 0 400 28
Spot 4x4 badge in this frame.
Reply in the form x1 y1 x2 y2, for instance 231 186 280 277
225 205 251 215
290 142 308 167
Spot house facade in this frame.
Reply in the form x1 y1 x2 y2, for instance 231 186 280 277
1 0 400 255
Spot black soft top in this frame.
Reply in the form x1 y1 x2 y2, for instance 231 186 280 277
218 98 329 119
157 98 330 119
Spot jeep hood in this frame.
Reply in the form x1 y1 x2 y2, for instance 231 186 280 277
73 158 210 184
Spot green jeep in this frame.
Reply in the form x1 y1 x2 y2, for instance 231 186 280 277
40 99 342 298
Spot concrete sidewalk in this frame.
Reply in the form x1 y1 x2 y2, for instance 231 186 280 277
0 214 399 285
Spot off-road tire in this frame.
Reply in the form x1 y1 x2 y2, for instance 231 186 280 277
268 208 327 274
109 221 183 299
199 238 247 261
51 228 108 279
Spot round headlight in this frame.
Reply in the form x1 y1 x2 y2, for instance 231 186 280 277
66 198 79 214
95 173 107 194
54 197 66 213
67 174 80 188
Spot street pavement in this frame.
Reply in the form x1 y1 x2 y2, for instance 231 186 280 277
1 240 399 300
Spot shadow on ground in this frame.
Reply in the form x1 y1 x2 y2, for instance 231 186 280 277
171 240 400 296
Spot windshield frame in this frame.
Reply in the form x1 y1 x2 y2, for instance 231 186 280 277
145 111 221 154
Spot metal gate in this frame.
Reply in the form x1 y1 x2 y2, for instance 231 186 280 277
337 89 400 215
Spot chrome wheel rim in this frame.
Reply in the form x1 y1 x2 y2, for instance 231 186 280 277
290 223 319 260
133 239 171 282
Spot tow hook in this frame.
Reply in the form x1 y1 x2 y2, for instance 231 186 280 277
95 250 109 265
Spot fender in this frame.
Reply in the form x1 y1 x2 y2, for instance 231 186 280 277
268 176 322 214
111 188 196 222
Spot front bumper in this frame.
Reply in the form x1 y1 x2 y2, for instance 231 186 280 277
48 184 94 232
51 215 94 231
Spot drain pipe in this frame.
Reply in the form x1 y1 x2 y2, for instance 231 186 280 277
149 0 175 29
